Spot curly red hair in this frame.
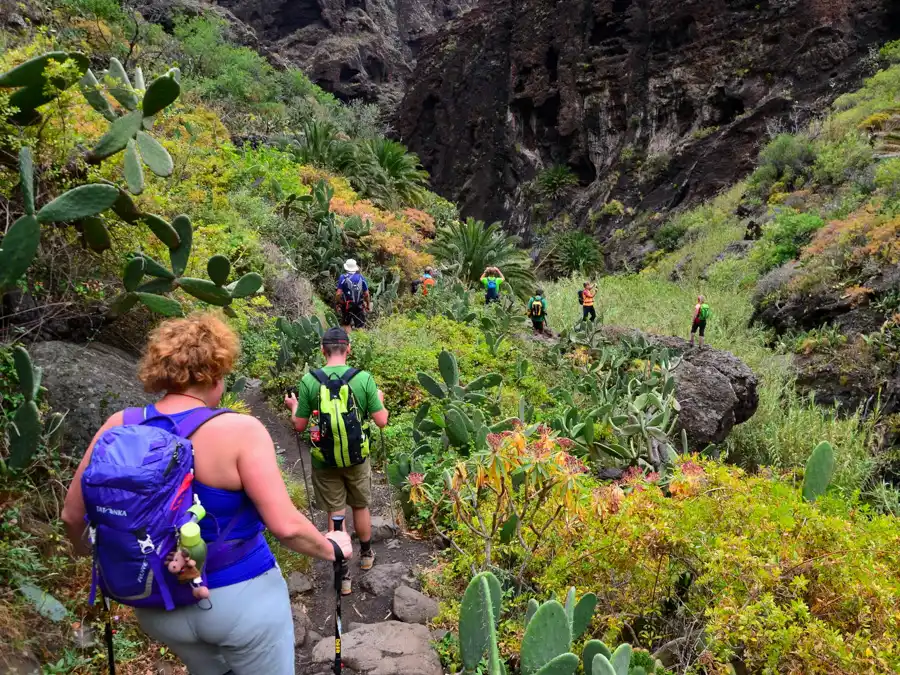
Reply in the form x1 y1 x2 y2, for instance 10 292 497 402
138 313 239 393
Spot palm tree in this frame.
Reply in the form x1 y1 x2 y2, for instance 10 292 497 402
431 218 535 299
360 138 429 210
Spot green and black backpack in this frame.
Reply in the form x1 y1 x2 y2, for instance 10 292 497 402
311 368 370 468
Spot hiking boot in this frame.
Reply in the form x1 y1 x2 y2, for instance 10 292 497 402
360 549 376 571
341 576 352 596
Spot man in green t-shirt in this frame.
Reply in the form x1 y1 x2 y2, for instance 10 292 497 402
527 289 548 335
284 327 388 593
480 266 505 303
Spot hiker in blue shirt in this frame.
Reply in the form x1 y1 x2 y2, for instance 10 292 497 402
335 259 370 331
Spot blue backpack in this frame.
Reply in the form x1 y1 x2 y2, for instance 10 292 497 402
82 406 245 610
486 278 499 300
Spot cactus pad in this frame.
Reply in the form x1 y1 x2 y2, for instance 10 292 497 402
142 74 180 117
36 184 119 224
803 441 835 502
0 214 40 290
136 130 174 177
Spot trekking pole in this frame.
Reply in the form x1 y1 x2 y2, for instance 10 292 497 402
331 515 346 675
103 594 116 675
293 430 316 526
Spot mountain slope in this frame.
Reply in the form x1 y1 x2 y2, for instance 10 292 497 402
396 0 900 258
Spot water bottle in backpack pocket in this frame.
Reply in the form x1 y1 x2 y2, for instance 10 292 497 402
81 407 228 610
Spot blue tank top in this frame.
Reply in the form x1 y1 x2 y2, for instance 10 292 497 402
146 406 276 588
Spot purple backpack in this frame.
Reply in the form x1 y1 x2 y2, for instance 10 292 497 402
82 406 230 611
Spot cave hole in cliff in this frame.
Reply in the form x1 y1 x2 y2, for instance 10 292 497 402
546 47 559 84
613 0 631 13
280 0 324 31
340 65 361 84
708 88 745 126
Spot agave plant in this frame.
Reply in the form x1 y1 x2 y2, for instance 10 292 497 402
431 217 535 300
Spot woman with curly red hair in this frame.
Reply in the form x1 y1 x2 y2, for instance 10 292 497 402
63 313 350 675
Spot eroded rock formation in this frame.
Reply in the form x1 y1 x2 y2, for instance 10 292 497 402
397 0 900 259
211 0 477 105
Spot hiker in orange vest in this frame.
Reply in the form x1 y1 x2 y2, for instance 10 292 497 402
419 267 436 296
579 282 597 322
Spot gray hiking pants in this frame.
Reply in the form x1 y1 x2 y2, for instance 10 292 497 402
135 567 294 675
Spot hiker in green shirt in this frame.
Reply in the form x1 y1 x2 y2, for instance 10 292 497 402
527 289 548 335
284 327 389 595
480 266 505 303
690 295 710 349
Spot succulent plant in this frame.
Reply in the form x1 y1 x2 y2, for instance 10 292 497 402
7 347 44 469
1 147 123 290
113 213 263 316
802 441 834 502
274 315 325 372
0 51 90 125
83 59 181 195
459 573 653 675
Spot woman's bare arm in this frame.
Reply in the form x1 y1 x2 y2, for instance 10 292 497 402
235 416 349 561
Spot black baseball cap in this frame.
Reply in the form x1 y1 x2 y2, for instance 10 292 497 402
322 327 350 345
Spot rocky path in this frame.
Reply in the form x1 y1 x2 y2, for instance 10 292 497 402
243 381 443 675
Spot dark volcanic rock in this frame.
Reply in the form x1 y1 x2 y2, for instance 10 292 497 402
210 0 478 105
603 327 759 447
29 341 154 456
397 0 900 247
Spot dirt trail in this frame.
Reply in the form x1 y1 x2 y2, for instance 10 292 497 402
242 380 435 674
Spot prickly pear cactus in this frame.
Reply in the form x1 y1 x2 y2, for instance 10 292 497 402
802 441 835 502
8 347 44 469
0 52 90 125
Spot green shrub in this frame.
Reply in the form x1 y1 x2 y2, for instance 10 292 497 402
812 132 873 187
875 157 900 199
653 219 688 252
880 40 900 64
535 165 579 200
751 211 825 272
641 152 671 181
598 199 625 217
748 133 817 196
551 231 603 276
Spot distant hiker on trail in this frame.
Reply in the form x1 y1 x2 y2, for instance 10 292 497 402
336 259 370 331
527 289 548 335
284 327 389 596
690 295 710 349
480 266 505 304
63 313 351 675
579 281 597 322
412 266 436 296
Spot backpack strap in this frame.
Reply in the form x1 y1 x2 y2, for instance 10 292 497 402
311 369 330 386
338 368 360 386
174 408 232 439
122 407 147 425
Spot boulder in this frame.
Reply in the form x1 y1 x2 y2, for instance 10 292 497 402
287 572 314 595
292 602 312 647
392 585 439 624
310 621 442 675
29 341 155 456
602 328 759 447
359 563 410 596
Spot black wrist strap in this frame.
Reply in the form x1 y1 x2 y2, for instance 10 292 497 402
330 538 344 564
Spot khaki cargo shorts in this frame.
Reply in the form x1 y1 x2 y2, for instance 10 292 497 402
311 460 372 513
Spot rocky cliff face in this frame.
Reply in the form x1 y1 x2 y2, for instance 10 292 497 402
397 0 900 254
211 0 477 106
